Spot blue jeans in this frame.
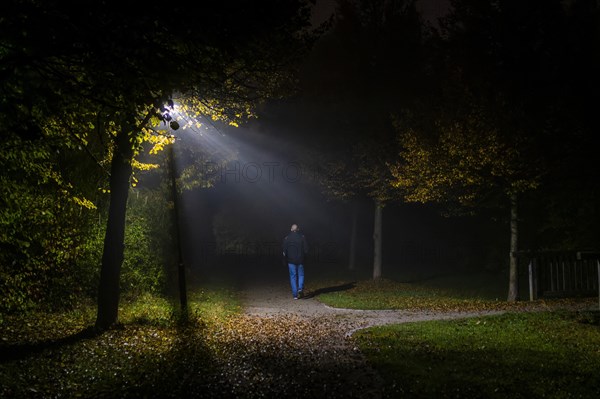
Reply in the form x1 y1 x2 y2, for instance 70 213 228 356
288 263 304 298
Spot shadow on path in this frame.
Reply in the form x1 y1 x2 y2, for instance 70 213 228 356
1 326 99 363
302 282 356 299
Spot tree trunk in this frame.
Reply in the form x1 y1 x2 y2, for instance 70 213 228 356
95 129 134 330
507 193 519 302
348 201 358 271
372 200 383 280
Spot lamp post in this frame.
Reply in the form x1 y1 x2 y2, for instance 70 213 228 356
168 139 188 312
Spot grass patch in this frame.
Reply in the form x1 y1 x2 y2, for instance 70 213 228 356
0 285 242 398
415 271 507 300
354 311 600 398
315 276 595 312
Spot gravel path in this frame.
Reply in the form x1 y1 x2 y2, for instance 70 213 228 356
241 281 505 336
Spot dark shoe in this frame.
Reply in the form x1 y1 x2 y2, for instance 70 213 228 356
298 290 304 299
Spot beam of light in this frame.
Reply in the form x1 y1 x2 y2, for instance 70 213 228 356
159 99 340 269
187 122 329 229
158 99 325 207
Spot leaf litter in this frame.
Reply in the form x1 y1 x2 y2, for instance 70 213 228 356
1 281 596 398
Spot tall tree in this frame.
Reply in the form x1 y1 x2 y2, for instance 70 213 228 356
1 0 318 329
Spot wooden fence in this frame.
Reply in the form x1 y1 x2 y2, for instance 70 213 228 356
518 251 600 303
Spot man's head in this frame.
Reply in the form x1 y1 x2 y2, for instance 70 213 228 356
291 224 298 232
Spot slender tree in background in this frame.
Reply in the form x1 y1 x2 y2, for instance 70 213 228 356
353 140 398 280
1 0 319 329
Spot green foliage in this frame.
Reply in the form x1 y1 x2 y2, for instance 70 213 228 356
390 104 541 212
354 311 600 398
0 133 100 312
74 221 105 299
0 128 179 313
78 186 176 300
121 195 168 297
76 220 164 302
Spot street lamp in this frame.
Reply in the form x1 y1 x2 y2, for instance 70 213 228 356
167 136 188 313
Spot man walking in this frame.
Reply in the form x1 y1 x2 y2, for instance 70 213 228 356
283 223 308 299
